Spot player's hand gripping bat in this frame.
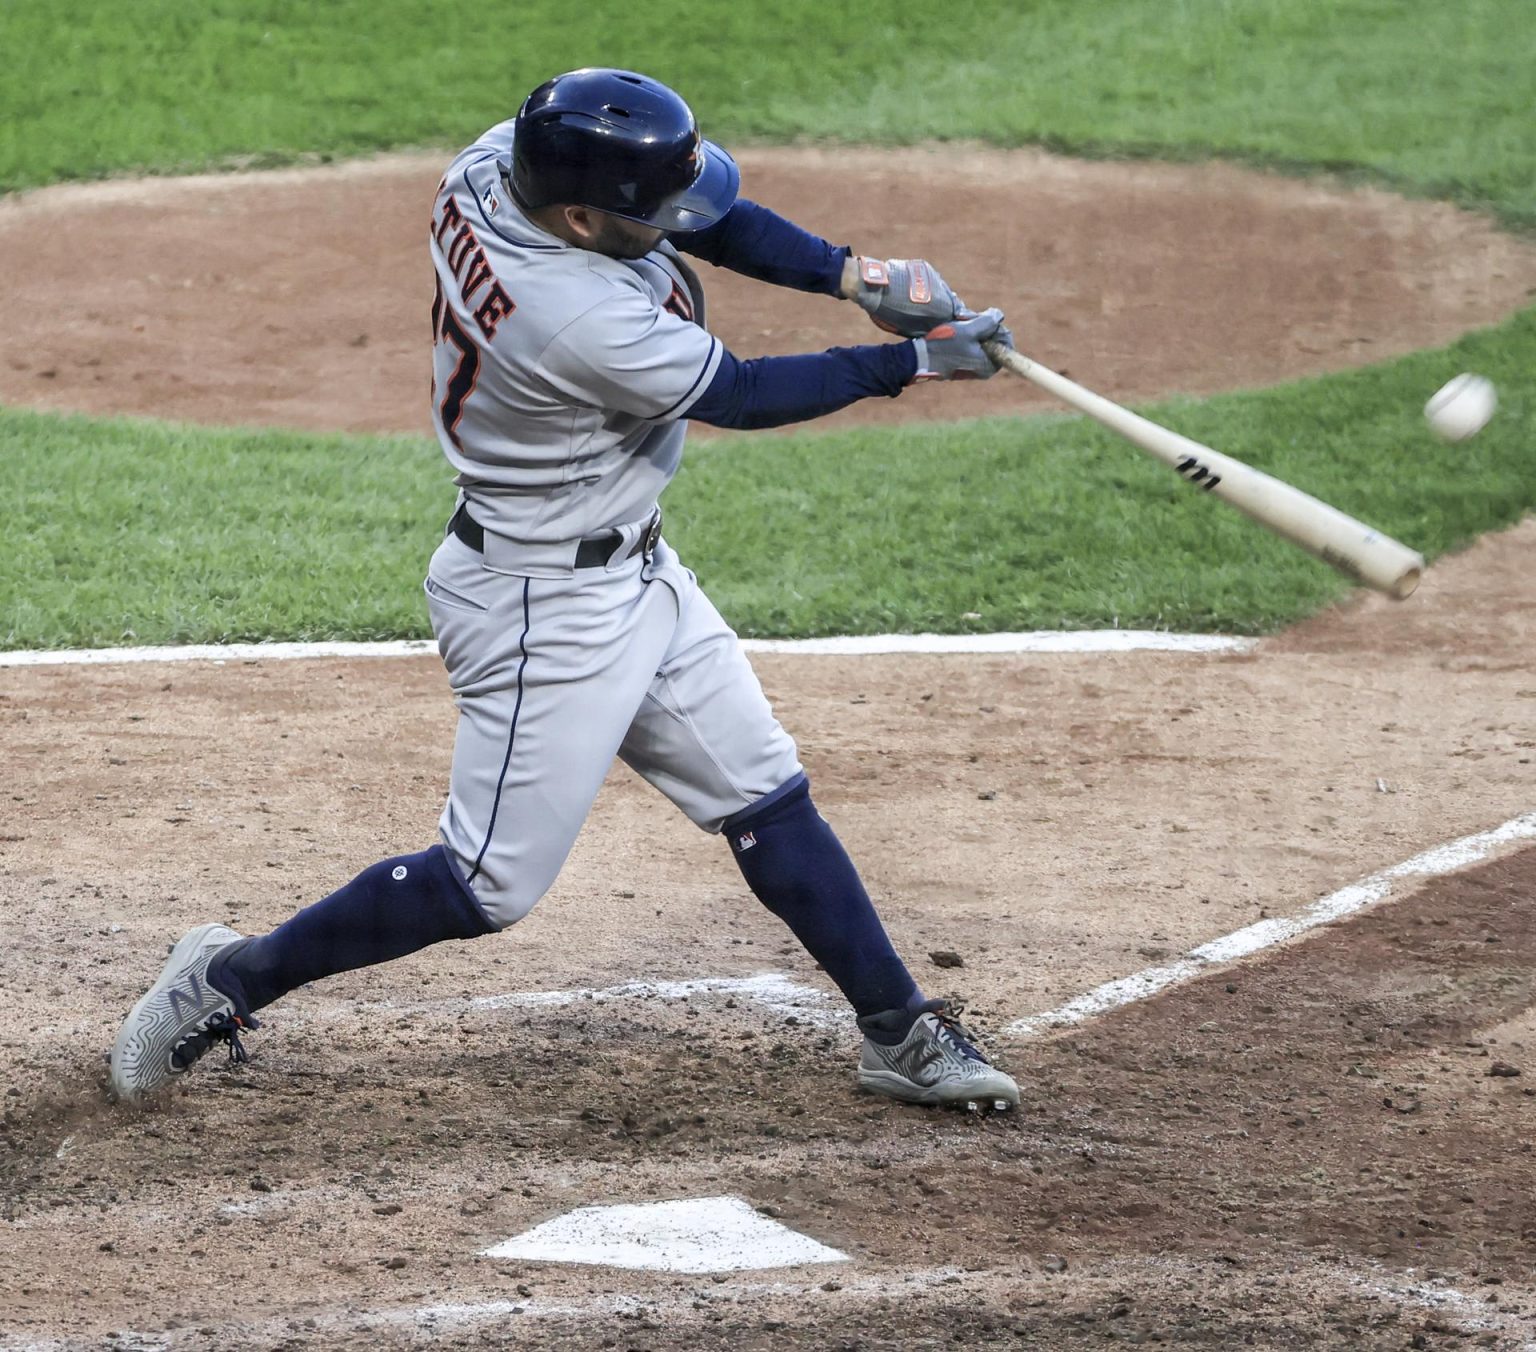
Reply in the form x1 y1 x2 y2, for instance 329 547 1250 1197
984 343 1424 599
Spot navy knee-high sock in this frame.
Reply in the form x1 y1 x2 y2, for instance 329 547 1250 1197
725 776 922 1019
210 844 494 1013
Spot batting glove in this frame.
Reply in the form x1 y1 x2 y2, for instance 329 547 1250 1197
851 256 967 337
911 308 1012 381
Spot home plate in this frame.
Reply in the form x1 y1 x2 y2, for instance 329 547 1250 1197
479 1195 849 1274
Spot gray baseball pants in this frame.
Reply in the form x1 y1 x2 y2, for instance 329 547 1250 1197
423 515 802 929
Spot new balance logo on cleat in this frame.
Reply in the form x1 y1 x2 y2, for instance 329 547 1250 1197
109 923 257 1103
855 998 1020 1112
164 971 208 1024
886 1040 944 1088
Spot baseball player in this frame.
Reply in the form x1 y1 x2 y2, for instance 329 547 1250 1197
110 69 1019 1113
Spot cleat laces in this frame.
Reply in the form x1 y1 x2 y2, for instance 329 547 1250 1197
171 1012 259 1072
922 999 991 1065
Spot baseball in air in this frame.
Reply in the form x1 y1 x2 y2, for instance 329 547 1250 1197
1424 373 1497 442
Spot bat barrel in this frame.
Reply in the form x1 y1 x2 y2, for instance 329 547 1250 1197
985 343 1424 600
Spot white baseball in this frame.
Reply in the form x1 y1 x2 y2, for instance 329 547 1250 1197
1424 373 1497 442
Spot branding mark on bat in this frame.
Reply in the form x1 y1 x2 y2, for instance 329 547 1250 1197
1175 456 1222 491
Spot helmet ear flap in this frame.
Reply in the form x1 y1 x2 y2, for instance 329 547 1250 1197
504 151 535 212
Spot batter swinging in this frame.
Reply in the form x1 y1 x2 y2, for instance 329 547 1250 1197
111 69 1019 1112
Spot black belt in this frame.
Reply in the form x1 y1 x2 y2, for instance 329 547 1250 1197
449 502 661 568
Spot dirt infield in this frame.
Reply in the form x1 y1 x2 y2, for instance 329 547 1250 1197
3 145 1536 436
3 151 1536 1348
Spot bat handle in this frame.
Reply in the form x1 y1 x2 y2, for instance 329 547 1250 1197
984 339 1032 379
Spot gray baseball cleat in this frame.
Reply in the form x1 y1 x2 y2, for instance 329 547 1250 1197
857 998 1019 1112
109 923 258 1102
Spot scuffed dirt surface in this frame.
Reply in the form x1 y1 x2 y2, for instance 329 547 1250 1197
2 516 1536 1347
4 145 1536 437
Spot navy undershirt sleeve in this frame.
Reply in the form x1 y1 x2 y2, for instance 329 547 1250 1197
687 342 917 430
674 198 849 296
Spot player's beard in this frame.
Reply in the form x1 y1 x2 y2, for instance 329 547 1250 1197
587 215 666 260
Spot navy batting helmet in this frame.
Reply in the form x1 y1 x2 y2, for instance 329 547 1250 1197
508 68 739 233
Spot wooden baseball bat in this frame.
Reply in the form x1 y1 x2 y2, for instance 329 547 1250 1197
984 342 1424 599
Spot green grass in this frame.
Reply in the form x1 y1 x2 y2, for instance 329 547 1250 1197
2 1 1534 227
4 311 1530 648
0 418 447 647
3 0 1534 645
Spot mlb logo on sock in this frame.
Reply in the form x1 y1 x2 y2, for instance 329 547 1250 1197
735 831 757 852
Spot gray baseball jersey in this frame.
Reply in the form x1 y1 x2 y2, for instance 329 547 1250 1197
431 119 722 547
425 124 800 928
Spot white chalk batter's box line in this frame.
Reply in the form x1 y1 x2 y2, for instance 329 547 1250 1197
0 630 1257 668
1006 809 1536 1037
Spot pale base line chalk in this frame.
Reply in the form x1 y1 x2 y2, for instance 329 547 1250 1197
1007 811 1536 1037
305 1265 971 1344
480 1194 848 1274
466 971 848 1025
0 630 1256 669
1355 1269 1536 1348
279 971 850 1032
5 1260 1521 1351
